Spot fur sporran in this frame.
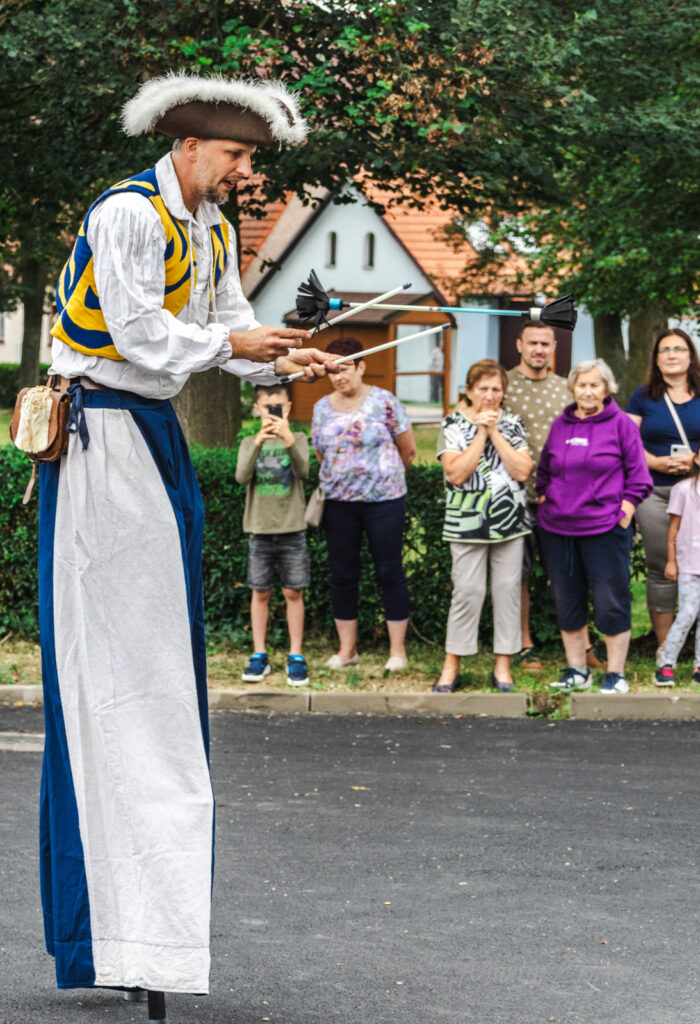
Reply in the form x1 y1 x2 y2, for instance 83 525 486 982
10 379 72 502
304 486 325 528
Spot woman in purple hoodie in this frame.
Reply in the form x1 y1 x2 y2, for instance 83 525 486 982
537 359 652 695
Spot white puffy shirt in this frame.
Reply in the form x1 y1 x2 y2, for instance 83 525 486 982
49 153 279 398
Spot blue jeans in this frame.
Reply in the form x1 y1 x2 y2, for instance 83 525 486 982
322 497 410 621
539 524 633 635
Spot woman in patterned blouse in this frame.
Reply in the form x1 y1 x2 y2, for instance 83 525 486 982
312 337 417 672
434 359 532 692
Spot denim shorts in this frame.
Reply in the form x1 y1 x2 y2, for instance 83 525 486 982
247 531 310 591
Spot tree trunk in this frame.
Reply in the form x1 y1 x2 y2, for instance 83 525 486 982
19 258 49 388
171 368 241 447
627 305 668 396
593 312 627 399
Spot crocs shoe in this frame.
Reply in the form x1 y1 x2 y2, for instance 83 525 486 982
548 666 591 693
241 652 271 683
599 672 629 694
286 654 309 687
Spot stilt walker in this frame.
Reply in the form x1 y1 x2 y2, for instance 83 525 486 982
37 72 329 1014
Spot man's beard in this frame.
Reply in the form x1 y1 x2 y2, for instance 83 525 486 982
200 185 228 206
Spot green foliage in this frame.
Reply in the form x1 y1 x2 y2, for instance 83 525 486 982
0 364 50 407
0 447 40 637
0 440 563 650
449 0 700 321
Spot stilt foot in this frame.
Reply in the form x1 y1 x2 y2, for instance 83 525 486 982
147 989 168 1023
124 988 148 1002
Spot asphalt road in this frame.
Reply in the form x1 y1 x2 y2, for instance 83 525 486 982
0 706 698 1024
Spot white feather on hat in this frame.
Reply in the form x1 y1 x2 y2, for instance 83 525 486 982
121 72 307 146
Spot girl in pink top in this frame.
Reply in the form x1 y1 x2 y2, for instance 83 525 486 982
656 451 700 686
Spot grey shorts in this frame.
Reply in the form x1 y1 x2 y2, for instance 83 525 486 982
247 531 310 591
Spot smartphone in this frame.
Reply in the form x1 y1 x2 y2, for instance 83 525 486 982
268 405 283 418
670 444 690 457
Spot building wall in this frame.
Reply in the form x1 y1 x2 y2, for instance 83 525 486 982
250 188 435 328
0 306 53 365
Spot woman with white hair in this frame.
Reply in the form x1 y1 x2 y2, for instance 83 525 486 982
537 359 652 694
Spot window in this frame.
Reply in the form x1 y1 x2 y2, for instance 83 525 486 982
326 231 337 267
363 232 375 269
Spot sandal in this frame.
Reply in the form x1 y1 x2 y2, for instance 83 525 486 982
514 646 542 672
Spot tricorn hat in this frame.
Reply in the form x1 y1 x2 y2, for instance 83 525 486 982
121 72 307 147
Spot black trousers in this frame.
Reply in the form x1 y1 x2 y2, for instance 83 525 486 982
322 497 410 621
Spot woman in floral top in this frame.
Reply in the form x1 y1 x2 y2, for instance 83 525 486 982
312 337 417 671
434 359 532 692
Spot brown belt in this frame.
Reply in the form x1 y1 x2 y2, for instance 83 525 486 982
51 374 106 391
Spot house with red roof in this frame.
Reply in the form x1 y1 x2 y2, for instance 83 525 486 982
235 179 595 421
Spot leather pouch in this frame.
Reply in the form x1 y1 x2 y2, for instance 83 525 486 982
10 377 72 501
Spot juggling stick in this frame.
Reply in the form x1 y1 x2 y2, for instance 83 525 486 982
279 323 450 384
295 270 578 332
296 274 413 333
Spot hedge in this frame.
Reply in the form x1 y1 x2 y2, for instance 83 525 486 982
0 364 51 407
0 435 567 650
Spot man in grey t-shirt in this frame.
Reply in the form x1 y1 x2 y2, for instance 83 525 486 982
506 321 569 670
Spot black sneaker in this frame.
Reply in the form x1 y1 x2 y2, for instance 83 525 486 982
654 665 675 688
241 652 270 683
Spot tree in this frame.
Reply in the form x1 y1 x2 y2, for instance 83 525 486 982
0 0 172 386
443 0 700 398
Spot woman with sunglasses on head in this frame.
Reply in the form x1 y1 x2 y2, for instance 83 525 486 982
627 328 700 670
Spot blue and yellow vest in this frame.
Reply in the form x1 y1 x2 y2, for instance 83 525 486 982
52 166 230 360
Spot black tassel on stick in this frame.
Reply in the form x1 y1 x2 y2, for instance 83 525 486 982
532 294 577 332
296 270 337 331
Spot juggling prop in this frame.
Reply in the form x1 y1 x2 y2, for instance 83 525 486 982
295 269 578 333
278 322 450 384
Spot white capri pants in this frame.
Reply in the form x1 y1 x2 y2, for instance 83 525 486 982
445 537 524 656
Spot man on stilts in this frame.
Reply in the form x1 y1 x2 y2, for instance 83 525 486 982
39 73 328 1009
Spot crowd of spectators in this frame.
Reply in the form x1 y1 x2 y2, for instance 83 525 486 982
235 325 700 694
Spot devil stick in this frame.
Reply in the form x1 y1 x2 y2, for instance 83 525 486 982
295 270 578 333
279 323 450 384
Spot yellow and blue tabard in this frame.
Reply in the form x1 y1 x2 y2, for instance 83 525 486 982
52 166 230 360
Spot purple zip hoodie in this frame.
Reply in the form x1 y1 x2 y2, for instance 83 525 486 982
537 397 652 535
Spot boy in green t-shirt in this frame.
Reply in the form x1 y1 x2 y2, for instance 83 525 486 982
235 384 310 686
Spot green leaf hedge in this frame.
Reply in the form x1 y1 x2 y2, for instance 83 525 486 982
0 439 565 650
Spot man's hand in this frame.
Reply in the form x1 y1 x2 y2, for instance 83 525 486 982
665 559 678 582
274 348 339 381
230 326 311 363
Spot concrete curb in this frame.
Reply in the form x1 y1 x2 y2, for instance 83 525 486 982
571 692 700 720
3 684 700 719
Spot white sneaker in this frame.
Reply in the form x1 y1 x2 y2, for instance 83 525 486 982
548 667 591 693
600 672 629 694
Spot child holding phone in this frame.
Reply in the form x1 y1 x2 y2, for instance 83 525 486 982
235 384 311 686
656 450 700 686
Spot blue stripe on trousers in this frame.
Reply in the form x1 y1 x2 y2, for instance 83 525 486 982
38 388 210 989
38 459 95 988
